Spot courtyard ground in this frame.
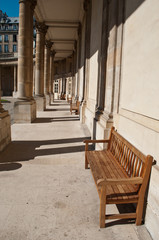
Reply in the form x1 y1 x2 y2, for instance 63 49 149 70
0 100 152 240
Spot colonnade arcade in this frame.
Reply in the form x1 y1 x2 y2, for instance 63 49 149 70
0 1 159 238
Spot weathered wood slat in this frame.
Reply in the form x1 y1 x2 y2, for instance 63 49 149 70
106 213 136 220
111 130 146 162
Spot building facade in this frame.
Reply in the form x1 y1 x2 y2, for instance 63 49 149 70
0 10 36 96
0 10 19 96
0 10 19 55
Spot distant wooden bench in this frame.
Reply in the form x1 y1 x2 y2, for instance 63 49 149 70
84 127 153 228
70 100 80 115
60 93 66 100
67 95 72 103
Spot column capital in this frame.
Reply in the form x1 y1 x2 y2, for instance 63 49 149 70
30 0 37 11
19 0 36 5
45 40 53 49
35 21 48 34
83 0 90 12
50 50 56 57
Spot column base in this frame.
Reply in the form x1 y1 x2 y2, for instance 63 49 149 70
14 99 36 123
50 93 54 104
45 94 51 106
80 101 87 124
0 110 11 152
34 96 46 111
12 91 18 98
96 111 113 150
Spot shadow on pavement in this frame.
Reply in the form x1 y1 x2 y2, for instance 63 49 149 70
0 137 91 163
0 163 22 171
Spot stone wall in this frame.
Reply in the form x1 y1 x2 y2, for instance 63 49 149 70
80 0 159 238
113 1 159 239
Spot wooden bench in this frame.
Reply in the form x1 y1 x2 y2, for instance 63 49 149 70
67 95 72 103
60 93 66 100
70 100 80 115
84 127 153 228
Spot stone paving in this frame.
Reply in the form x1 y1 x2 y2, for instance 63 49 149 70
0 100 152 240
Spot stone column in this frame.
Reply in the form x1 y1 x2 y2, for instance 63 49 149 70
0 66 11 152
33 61 35 96
13 65 17 97
34 21 47 111
50 50 55 103
14 0 37 123
44 40 53 106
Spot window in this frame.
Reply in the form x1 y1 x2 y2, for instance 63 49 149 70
0 45 2 53
54 80 59 93
4 45 9 53
0 35 2 42
5 25 8 30
4 35 8 42
13 35 17 42
13 45 17 52
9 25 12 30
13 25 17 30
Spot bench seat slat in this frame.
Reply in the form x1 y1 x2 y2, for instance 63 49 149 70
87 150 139 203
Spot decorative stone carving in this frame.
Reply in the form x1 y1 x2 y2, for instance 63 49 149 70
83 0 90 12
19 0 36 4
50 50 56 57
30 0 37 11
35 21 48 34
45 40 53 49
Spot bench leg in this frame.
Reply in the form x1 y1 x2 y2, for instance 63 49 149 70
85 144 88 169
85 157 88 169
136 197 144 225
100 187 106 228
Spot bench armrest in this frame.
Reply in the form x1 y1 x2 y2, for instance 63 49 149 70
83 139 109 144
97 177 143 186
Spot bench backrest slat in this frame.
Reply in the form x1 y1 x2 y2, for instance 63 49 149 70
108 128 147 178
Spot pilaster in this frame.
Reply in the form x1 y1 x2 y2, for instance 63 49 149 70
96 0 124 149
80 0 91 123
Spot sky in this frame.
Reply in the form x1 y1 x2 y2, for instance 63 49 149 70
1 0 19 17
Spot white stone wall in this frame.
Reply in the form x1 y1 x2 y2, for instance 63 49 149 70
114 1 159 239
